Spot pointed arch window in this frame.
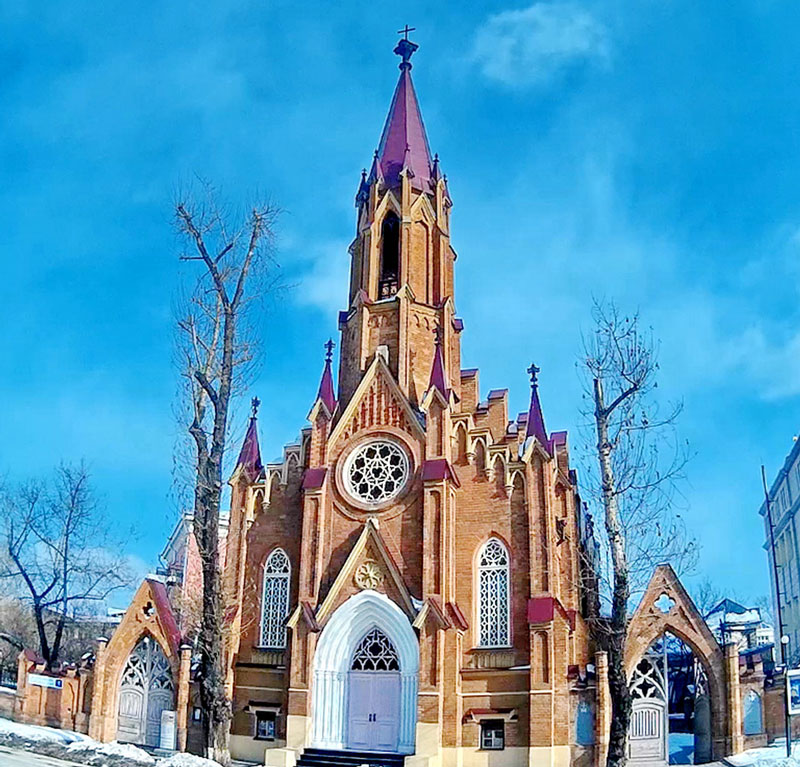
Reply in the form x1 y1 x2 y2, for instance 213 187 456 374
477 538 511 648
260 548 291 649
379 212 400 298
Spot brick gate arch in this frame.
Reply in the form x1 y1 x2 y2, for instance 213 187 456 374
88 579 190 748
624 564 741 762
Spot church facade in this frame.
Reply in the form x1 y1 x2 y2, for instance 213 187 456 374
220 36 597 767
9 34 759 767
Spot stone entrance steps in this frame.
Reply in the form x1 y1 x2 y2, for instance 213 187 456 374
297 747 406 767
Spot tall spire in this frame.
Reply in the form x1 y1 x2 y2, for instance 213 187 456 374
316 339 337 414
428 326 449 397
525 364 550 450
375 29 433 191
235 396 263 478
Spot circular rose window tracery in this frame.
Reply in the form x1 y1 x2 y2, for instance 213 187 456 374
343 440 409 505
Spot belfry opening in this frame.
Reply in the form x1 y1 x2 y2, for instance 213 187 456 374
379 211 400 298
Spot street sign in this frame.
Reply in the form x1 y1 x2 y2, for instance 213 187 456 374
787 669 800 715
28 674 63 689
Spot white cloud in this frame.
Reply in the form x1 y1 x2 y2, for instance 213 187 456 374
472 2 610 87
291 239 351 315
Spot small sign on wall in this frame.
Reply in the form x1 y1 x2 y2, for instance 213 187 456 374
28 674 62 690
787 669 800 715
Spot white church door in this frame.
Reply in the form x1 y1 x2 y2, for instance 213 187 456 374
117 636 175 747
346 628 401 752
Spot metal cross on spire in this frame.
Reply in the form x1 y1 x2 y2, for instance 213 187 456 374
527 363 540 387
397 24 416 41
251 396 261 417
394 25 419 70
432 325 443 346
324 338 335 361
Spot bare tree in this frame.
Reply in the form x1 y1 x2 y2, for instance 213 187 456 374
580 300 695 767
0 463 131 671
174 186 279 766
693 577 726 620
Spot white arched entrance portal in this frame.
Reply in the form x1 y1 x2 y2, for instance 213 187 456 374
311 590 419 754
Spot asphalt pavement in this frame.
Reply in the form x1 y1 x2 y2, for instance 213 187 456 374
0 745 81 766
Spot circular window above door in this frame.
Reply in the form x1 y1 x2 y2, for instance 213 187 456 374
342 439 410 506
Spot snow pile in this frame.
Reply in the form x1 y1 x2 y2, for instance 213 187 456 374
157 753 223 767
0 715 64 743
727 741 800 767
67 738 156 765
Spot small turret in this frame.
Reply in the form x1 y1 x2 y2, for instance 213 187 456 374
234 397 263 480
428 327 449 399
316 339 337 415
524 364 551 453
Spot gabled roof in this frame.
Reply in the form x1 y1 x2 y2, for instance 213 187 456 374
315 518 416 623
329 352 426 446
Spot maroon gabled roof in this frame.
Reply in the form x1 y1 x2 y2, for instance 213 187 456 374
302 467 327 490
147 578 182 653
422 458 461 487
446 602 469 632
374 53 433 191
527 595 555 625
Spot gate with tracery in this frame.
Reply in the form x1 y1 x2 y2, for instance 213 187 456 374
629 647 668 767
117 636 175 746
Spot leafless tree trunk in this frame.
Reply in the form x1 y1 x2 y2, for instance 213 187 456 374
580 300 695 767
0 463 131 671
174 186 279 766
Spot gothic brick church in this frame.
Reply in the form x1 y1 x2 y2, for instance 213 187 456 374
17 33 755 767
217 35 597 766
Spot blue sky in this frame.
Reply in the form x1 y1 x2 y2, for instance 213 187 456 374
2 0 798 607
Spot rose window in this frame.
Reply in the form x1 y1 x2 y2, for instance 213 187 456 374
344 440 409 504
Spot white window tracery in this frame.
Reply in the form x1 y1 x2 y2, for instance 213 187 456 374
343 440 409 504
260 548 291 648
350 627 400 671
477 538 510 647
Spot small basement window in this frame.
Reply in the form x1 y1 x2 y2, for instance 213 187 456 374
480 720 505 750
255 710 276 741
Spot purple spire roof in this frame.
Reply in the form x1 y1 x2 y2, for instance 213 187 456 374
236 398 263 477
525 364 550 451
316 339 337 414
428 328 448 397
375 46 433 191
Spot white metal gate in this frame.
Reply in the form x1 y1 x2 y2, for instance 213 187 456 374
629 647 668 767
117 636 174 746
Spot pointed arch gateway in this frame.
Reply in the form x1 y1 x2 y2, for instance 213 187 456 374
117 634 174 746
311 590 419 754
621 565 738 766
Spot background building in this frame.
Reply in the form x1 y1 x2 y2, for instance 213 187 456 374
759 435 800 665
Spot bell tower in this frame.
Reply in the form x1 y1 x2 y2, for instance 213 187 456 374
338 32 462 409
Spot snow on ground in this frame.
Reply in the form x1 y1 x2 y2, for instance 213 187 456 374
0 715 89 744
157 753 223 767
725 740 800 767
67 738 156 765
0 715 225 766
